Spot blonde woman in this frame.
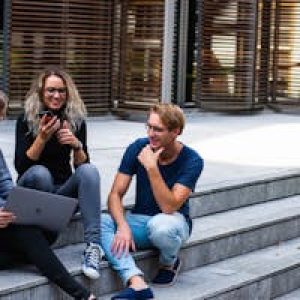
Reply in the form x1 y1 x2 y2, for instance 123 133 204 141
14 67 103 280
0 91 96 299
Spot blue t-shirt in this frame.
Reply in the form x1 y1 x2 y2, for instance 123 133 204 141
119 138 204 231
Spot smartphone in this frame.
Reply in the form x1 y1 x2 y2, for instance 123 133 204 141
38 110 54 123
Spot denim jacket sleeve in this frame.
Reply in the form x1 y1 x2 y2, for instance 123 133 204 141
0 149 14 206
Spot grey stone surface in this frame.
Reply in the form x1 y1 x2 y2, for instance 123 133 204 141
3 195 300 298
271 267 300 299
100 237 300 299
182 215 300 273
52 214 84 248
190 195 300 244
190 183 266 217
190 173 300 218
266 176 300 201
275 288 300 300
211 280 272 300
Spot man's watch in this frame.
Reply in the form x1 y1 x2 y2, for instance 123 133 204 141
73 140 83 151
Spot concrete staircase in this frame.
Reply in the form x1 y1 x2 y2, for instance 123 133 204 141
1 172 300 300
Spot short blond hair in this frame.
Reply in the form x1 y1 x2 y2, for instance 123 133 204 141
149 103 185 134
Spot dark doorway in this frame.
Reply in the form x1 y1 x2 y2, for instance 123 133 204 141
185 0 197 105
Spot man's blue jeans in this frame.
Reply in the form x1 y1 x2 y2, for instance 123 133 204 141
101 211 190 285
17 164 101 244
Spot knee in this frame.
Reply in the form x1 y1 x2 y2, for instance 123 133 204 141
31 165 52 179
19 165 53 191
75 163 100 182
147 214 177 242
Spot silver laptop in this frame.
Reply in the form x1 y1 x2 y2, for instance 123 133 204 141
4 186 78 232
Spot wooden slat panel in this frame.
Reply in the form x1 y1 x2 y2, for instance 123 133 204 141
8 0 113 115
270 0 300 108
195 0 260 111
112 0 165 111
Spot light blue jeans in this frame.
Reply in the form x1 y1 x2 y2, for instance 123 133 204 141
17 164 101 244
100 211 190 285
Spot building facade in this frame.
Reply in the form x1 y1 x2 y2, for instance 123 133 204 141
1 0 299 117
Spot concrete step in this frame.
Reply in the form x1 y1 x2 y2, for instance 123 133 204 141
53 172 300 248
2 195 300 299
190 171 300 218
275 289 300 300
53 213 84 248
100 237 300 300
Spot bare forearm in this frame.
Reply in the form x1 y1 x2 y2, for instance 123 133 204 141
108 187 136 256
26 135 46 161
147 166 177 213
26 116 61 161
73 149 87 165
108 193 127 228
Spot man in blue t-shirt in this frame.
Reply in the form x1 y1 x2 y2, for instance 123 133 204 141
101 104 203 300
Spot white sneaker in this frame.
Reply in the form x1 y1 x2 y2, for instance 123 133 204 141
82 242 104 280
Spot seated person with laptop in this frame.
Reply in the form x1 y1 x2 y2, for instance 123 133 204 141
0 91 97 300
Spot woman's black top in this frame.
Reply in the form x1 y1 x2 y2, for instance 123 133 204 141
14 114 89 185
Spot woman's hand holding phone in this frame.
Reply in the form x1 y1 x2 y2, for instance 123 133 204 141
38 110 54 123
38 112 61 142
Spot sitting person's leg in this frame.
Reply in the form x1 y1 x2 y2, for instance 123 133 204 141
2 224 93 299
56 163 102 279
0 251 22 269
56 163 100 244
101 212 149 284
17 165 54 192
147 212 190 286
0 236 26 269
101 212 154 299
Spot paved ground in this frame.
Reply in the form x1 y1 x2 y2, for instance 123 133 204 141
1 109 299 207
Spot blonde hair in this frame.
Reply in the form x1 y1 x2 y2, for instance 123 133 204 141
0 90 8 118
24 67 87 135
149 103 185 134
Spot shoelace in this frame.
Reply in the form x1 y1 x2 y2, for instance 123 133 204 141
85 244 100 268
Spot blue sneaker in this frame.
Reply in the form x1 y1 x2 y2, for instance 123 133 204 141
111 287 154 299
152 257 181 286
82 242 104 280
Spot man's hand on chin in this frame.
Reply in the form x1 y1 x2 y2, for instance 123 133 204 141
138 145 164 170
